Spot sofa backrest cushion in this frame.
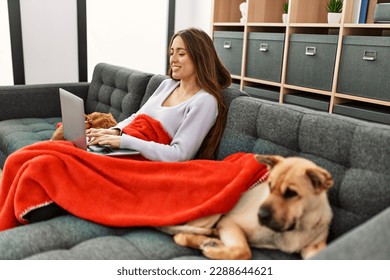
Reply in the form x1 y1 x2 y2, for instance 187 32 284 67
86 63 153 122
86 63 248 123
222 87 249 108
140 75 247 108
218 96 390 241
141 74 169 107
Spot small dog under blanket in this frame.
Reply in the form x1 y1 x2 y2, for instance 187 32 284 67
51 112 117 140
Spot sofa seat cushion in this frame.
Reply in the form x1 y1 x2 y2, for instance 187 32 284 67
0 117 60 167
0 215 299 260
0 215 209 260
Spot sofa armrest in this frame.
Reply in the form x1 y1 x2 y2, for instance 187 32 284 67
312 207 390 260
0 83 90 121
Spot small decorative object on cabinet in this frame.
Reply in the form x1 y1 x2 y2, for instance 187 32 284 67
326 0 343 23
282 1 289 23
239 2 248 23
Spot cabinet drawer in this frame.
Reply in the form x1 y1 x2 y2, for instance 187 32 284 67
283 92 330 112
337 36 390 102
333 102 390 125
374 3 390 23
213 31 244 76
243 86 280 102
229 82 241 90
245 32 285 82
286 34 338 91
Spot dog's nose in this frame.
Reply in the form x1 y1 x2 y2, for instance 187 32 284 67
258 207 272 224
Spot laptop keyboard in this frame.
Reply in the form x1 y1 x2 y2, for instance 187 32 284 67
88 145 114 154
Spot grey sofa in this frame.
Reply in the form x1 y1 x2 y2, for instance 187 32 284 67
0 63 389 260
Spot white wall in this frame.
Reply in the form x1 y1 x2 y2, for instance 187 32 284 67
20 0 79 84
0 0 14 85
87 0 169 80
175 0 213 34
1 0 213 85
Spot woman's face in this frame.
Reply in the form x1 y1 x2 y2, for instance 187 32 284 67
169 36 196 82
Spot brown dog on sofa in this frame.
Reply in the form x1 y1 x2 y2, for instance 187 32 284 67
51 112 117 140
161 155 334 260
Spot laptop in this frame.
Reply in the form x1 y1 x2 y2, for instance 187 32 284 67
59 88 140 157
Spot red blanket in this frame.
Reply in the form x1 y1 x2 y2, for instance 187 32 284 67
0 115 268 231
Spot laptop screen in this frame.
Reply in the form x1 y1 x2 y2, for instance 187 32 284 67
59 88 88 150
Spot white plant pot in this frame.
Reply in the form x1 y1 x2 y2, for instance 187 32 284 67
282 13 288 24
327 12 342 24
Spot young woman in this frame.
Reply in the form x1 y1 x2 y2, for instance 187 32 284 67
0 28 233 226
87 28 231 161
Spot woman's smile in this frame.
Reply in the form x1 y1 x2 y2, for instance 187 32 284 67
171 65 181 72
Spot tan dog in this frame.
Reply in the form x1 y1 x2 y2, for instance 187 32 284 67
51 112 117 140
161 155 333 260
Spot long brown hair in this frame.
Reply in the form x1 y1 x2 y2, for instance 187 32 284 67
168 28 232 159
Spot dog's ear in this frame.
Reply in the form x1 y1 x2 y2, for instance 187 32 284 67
255 155 284 170
85 114 92 122
84 114 92 129
306 167 334 193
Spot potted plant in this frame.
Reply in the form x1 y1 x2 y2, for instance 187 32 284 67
282 1 288 24
326 0 343 24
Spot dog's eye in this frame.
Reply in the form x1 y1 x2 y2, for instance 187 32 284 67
283 188 298 199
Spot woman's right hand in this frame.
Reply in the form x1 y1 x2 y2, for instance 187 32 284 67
86 128 120 145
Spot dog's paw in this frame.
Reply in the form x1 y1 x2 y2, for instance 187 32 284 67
301 242 327 259
173 233 210 249
200 238 223 249
173 233 189 246
202 244 251 260
200 239 225 260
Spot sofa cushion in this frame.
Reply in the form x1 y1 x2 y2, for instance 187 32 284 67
86 63 153 122
313 207 390 260
0 214 299 260
141 74 169 106
0 65 158 169
0 117 60 166
0 215 203 260
218 97 390 242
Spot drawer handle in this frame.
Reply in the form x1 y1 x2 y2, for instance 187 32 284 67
223 41 231 49
363 50 376 61
259 43 269 52
305 46 316 56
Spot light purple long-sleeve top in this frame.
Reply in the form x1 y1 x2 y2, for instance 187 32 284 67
114 79 218 162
